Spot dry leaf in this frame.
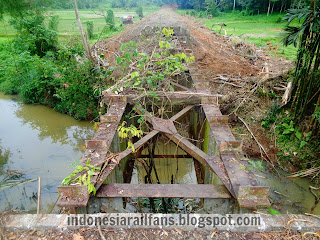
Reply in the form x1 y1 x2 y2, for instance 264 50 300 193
211 229 217 238
173 227 183 236
163 230 168 236
73 233 84 240
283 150 290 156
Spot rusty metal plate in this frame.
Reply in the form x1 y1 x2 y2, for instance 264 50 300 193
238 186 270 209
85 140 109 150
96 184 231 199
100 115 119 123
152 117 178 135
57 186 89 207
220 141 243 153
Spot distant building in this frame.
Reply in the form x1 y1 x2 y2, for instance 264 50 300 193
121 16 134 24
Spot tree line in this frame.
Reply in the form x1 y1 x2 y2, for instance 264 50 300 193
6 0 312 15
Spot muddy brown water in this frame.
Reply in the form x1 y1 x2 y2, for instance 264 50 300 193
0 92 320 214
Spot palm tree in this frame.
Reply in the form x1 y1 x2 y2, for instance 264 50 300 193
282 0 320 135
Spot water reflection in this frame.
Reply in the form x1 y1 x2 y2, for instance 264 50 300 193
0 92 93 213
15 102 93 151
0 144 10 173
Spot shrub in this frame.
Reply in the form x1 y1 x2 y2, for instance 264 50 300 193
10 14 58 57
105 9 115 30
48 15 59 31
86 21 94 39
136 5 144 18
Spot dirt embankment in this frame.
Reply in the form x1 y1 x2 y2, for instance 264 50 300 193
95 7 259 76
95 6 293 164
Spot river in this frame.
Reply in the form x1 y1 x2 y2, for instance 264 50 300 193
0 92 93 213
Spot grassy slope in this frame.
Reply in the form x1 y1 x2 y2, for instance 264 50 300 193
0 6 160 43
177 10 298 60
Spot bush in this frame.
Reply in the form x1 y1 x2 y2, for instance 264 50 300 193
190 10 198 17
53 60 103 120
0 39 107 120
48 15 59 31
136 5 144 18
86 21 94 39
105 9 115 30
199 11 207 18
0 13 108 120
10 14 58 57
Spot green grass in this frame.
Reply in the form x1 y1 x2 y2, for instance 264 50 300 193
177 10 298 60
0 6 160 43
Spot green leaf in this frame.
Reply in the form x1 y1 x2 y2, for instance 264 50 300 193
295 131 302 140
134 49 139 57
130 40 136 47
256 161 263 170
125 52 132 61
282 123 289 128
300 141 307 148
268 207 280 215
149 91 159 100
76 165 85 172
261 121 267 127
82 174 87 184
120 44 126 52
131 72 139 79
283 129 293 134
116 57 122 65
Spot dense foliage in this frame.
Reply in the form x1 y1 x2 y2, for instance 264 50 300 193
0 15 107 120
283 1 320 135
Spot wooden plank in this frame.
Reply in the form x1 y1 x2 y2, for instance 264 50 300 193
96 184 231 199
